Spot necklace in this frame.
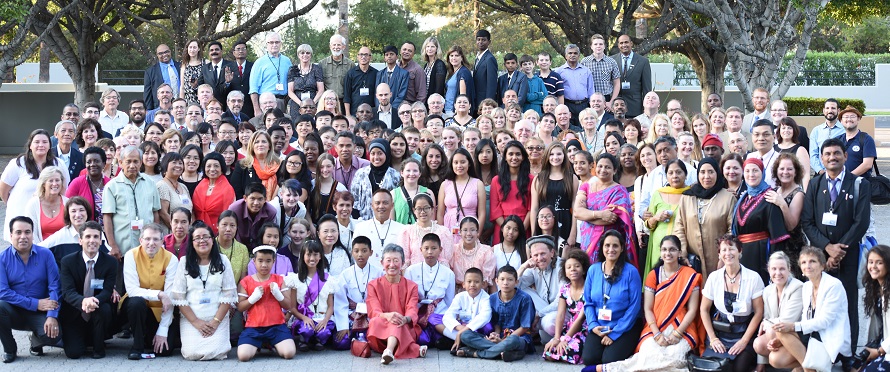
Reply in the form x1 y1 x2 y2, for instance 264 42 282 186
696 198 714 224
725 268 740 284
460 242 480 257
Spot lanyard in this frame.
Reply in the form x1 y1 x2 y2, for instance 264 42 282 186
421 263 441 299
353 265 371 300
200 267 210 289
601 268 614 306
372 220 392 248
268 54 282 81
540 268 554 301
126 179 140 218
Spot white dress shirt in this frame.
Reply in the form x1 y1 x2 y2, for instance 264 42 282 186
123 248 179 337
404 261 455 314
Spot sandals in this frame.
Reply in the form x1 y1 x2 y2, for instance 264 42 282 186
381 349 394 365
418 345 428 358
455 347 475 358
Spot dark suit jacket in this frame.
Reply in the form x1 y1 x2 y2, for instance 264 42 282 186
473 50 498 111
59 250 118 320
234 60 254 117
596 111 616 130
611 52 651 118
222 110 251 124
144 61 180 110
202 59 240 105
52 146 85 183
374 106 402 130
497 72 529 108
375 65 409 108
801 172 871 249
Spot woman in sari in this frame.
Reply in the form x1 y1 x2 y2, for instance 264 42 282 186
574 153 636 265
674 157 736 282
598 235 704 371
643 159 690 275
732 158 790 284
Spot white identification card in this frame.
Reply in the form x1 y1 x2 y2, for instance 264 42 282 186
822 212 838 226
598 307 612 321
200 295 211 304
301 92 310 101
733 301 747 314
355 302 367 314
131 219 144 231
621 81 630 90
360 88 369 96
420 299 433 305
179 194 191 205
90 279 104 289
275 83 284 91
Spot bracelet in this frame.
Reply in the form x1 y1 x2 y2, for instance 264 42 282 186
673 330 682 338
213 317 221 323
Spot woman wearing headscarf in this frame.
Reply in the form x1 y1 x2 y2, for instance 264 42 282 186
674 157 737 282
732 158 790 285
351 139 402 220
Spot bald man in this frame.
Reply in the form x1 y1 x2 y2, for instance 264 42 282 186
374 83 400 129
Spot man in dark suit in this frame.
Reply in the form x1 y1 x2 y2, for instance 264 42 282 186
800 137 870 367
496 53 529 108
232 41 254 118
202 41 239 106
143 44 180 111
58 221 118 359
473 29 498 113
52 120 84 182
611 35 651 118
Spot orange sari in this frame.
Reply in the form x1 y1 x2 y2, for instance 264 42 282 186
638 265 705 355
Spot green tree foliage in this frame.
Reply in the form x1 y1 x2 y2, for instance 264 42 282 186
282 18 338 60
841 16 890 54
350 0 418 54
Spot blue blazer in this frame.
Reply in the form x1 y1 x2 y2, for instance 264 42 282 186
473 51 498 110
52 146 84 183
143 61 180 110
375 65 410 108
497 72 529 108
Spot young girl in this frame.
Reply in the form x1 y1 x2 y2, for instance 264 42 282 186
179 144 204 196
247 223 295 275
279 150 312 202
474 139 498 243
388 133 409 172
490 140 533 245
285 240 346 351
419 144 447 200
281 217 312 270
530 142 578 254
462 127 481 156
437 148 486 243
309 153 347 222
450 217 496 293
542 249 590 364
392 158 433 225
272 179 307 242
532 205 566 252
441 126 462 160
399 193 453 266
492 215 527 271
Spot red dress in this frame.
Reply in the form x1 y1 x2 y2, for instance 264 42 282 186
366 276 420 359
489 174 533 244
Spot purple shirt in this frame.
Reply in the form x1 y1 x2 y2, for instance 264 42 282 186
334 155 370 190
555 63 595 101
228 200 277 249
0 244 60 318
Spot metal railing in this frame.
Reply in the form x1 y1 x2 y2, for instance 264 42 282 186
674 69 877 87
98 69 144 85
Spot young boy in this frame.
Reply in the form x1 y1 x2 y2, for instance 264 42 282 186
403 233 455 346
335 236 383 341
236 246 297 361
443 267 493 350
456 265 533 362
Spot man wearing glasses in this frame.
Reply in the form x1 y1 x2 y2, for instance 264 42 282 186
249 32 292 116
143 44 181 111
343 46 378 116
232 40 255 117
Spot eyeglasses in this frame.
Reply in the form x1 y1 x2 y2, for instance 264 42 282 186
413 206 432 213
156 50 171 56
358 53 371 57
219 130 236 136
420 138 433 143
398 111 411 115
357 110 371 113
411 109 426 113
193 235 213 241
771 109 787 112
527 146 544 151
660 247 680 253
537 214 554 220
287 161 303 167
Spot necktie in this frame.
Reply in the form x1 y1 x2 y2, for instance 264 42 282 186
214 64 219 83
167 63 179 98
83 259 95 321
623 56 629 76
829 179 839 204
238 64 243 76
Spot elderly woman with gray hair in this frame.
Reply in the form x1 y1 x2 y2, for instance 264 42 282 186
366 243 426 364
287 43 325 118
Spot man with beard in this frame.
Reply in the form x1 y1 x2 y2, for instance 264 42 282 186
374 83 399 129
742 87 770 133
611 97 628 122
222 90 250 124
320 34 353 105
116 100 147 137
201 41 239 105
810 98 844 175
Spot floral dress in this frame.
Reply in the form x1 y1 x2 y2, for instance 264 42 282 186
182 64 203 106
542 283 586 364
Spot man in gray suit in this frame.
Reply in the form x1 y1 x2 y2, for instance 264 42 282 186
611 35 651 118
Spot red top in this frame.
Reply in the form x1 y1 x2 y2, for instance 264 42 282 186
41 200 66 240
489 174 533 245
240 274 286 328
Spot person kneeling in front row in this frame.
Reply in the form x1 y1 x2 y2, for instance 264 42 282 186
236 245 297 361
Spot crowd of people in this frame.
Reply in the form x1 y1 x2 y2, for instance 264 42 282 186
0 28 886 372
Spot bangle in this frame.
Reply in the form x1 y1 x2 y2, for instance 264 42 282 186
673 330 682 338
213 317 221 323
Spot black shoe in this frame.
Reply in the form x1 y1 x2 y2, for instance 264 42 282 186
435 337 453 350
118 330 132 339
29 346 44 356
128 352 142 360
2 353 15 363
312 343 324 351
298 342 309 352
92 351 105 359
501 350 526 362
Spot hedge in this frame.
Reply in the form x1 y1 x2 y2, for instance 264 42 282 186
783 97 866 116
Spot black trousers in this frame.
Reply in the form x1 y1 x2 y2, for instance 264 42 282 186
0 300 60 354
581 319 643 366
566 100 588 127
122 297 180 356
833 244 859 355
60 303 113 358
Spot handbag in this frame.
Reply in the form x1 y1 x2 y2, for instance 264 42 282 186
686 353 730 372
688 253 703 273
801 337 832 372
350 338 372 358
869 162 890 205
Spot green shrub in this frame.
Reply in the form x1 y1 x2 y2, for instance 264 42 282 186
784 97 866 116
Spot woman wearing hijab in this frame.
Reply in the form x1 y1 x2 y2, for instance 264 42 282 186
351 139 402 220
673 157 738 282
731 158 790 285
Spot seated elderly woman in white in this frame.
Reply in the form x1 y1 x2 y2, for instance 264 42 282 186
752 251 803 371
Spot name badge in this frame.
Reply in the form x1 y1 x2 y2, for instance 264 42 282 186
131 219 144 231
822 212 838 226
90 279 104 289
598 307 612 321
200 295 211 304
733 301 747 314
360 88 369 96
621 81 631 90
301 92 310 101
179 194 191 205
275 83 284 91
420 299 433 305
355 302 367 314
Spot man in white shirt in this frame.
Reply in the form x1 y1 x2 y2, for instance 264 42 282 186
746 120 779 187
121 224 179 359
353 189 404 267
634 91 660 128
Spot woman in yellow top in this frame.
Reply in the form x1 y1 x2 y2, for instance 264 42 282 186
643 159 689 275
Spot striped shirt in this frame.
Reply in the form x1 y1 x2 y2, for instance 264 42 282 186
536 70 564 97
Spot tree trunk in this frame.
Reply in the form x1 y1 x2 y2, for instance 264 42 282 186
39 42 50 83
683 40 727 114
338 0 349 54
